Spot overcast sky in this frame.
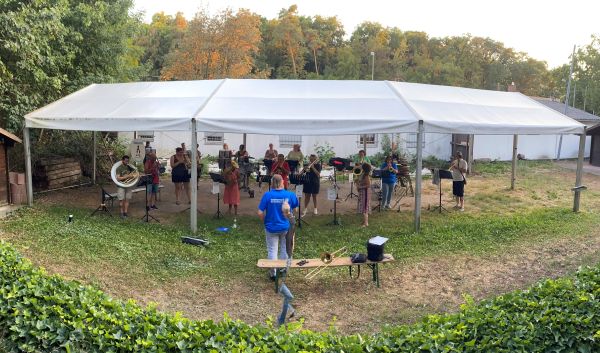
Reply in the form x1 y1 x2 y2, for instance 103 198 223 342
133 0 598 69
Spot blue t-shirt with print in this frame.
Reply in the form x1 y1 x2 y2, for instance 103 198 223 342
258 189 299 233
380 162 398 184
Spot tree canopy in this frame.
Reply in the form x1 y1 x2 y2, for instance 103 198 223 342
2 2 599 134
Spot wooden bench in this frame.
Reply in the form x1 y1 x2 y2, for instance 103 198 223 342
257 254 395 291
106 184 165 207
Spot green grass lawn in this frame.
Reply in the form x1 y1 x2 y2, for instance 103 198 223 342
3 201 598 286
2 160 600 333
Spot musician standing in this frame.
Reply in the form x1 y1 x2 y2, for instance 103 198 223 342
115 155 134 219
257 174 299 280
218 143 232 171
357 163 372 227
144 151 160 210
271 154 291 189
302 154 321 216
353 149 371 166
264 143 278 160
286 144 304 172
380 155 398 209
170 147 191 205
223 160 241 215
451 151 468 211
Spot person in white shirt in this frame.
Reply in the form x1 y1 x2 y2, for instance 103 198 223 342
450 151 468 211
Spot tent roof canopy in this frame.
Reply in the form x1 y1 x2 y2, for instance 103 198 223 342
25 79 585 135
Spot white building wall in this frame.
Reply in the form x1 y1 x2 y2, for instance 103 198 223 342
121 132 383 160
473 135 591 161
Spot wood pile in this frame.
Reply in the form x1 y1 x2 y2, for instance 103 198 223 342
35 157 82 189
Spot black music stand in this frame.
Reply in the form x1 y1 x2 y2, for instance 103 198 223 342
286 160 299 174
209 172 226 219
328 157 350 226
344 165 359 201
91 187 114 217
392 175 412 212
431 169 453 213
371 169 383 212
138 175 160 223
290 174 309 228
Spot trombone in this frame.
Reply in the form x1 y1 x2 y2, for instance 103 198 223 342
305 246 347 280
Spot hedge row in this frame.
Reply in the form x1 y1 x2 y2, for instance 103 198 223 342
1 240 600 352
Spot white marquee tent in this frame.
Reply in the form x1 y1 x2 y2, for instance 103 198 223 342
24 79 587 233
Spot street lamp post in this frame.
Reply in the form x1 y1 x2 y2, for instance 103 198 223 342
370 51 375 80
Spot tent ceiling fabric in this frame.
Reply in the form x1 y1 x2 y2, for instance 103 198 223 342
25 79 585 135
390 82 584 135
25 81 223 131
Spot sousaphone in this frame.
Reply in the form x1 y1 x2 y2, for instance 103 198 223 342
111 161 140 188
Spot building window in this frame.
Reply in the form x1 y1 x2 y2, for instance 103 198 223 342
204 132 224 145
279 135 302 148
357 134 378 147
405 133 425 149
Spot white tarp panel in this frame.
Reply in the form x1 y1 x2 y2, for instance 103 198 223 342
390 82 585 135
195 79 419 135
25 79 584 136
25 81 224 131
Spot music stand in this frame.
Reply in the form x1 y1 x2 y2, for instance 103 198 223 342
138 175 160 223
91 187 114 217
290 174 309 228
286 159 299 173
209 172 226 219
371 169 383 212
344 165 359 201
327 157 350 226
431 169 453 213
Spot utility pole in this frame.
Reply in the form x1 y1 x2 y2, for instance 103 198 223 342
370 52 375 81
557 45 576 161
584 85 588 111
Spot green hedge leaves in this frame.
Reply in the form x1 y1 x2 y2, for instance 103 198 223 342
1 241 599 352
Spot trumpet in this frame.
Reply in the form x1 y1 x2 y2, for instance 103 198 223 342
305 246 348 279
301 159 320 175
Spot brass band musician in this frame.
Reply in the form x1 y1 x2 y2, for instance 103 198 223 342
264 143 278 161
450 151 468 211
115 155 135 218
302 154 321 216
286 144 304 172
271 154 291 189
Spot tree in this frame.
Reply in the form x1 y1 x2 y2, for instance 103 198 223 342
271 5 305 78
161 9 261 80
0 0 142 132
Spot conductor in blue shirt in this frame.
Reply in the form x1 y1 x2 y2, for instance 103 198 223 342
258 174 299 280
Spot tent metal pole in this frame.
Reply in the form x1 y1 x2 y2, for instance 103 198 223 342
191 119 198 235
243 133 247 147
414 121 424 232
511 135 518 190
23 127 33 206
573 132 586 212
92 131 97 185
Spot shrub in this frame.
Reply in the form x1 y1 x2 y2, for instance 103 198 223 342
1 241 600 352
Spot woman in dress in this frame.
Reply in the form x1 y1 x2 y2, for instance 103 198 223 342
302 154 321 216
357 163 372 227
223 160 241 215
170 147 191 205
271 154 291 189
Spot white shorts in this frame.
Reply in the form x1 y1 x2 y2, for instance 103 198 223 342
117 187 133 201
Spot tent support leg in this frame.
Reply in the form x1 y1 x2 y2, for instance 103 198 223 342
414 121 423 232
191 119 198 235
92 131 97 185
24 127 33 206
573 132 586 212
511 135 518 190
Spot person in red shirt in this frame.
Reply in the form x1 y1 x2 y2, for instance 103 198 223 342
271 154 291 189
144 151 161 209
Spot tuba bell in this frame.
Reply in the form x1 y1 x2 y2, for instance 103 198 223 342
111 161 140 188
